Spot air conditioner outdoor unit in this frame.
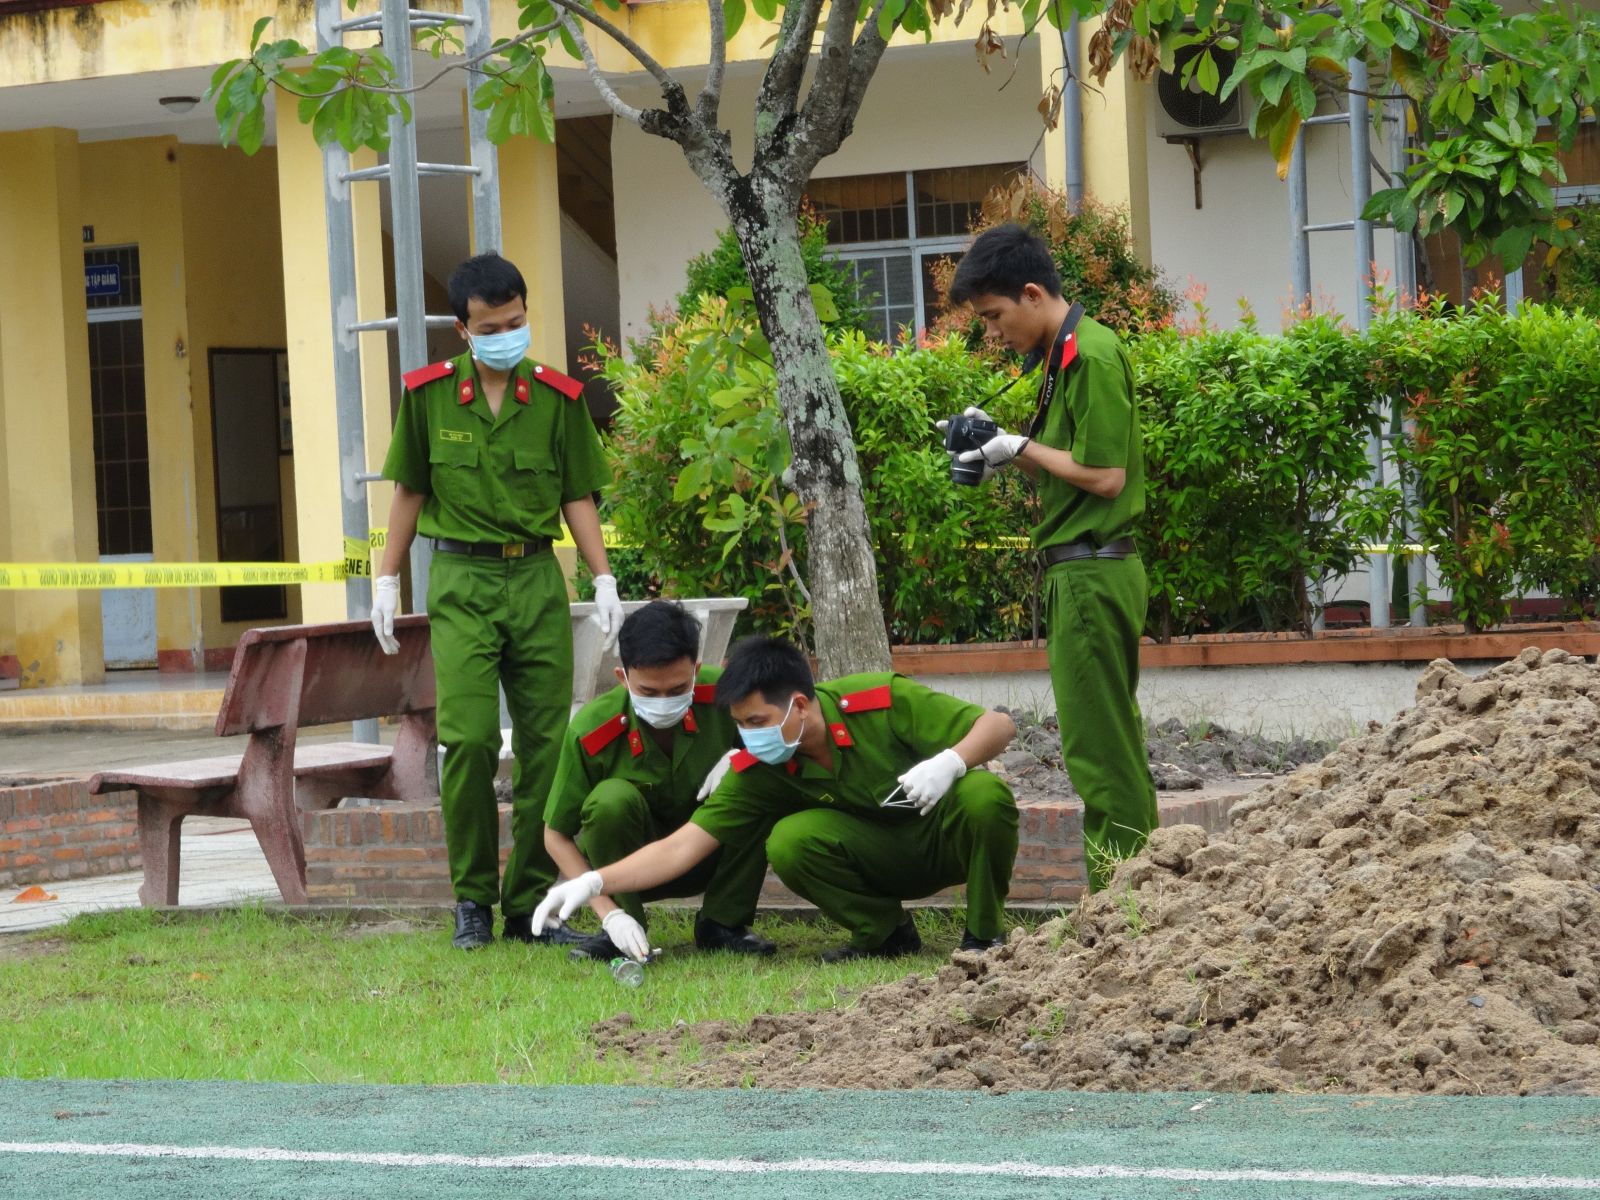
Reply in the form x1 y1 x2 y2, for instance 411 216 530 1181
1155 43 1248 138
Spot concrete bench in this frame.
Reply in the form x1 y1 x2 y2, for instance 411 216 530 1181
89 616 438 907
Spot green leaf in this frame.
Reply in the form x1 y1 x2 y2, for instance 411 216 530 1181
724 0 746 40
809 282 840 323
1195 49 1219 95
751 0 777 19
1361 20 1395 50
250 16 272 52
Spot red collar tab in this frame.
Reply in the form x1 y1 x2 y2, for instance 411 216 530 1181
836 684 891 715
682 708 699 734
402 360 455 390
513 377 530 404
693 684 718 706
457 378 475 406
786 759 799 776
1059 334 1078 371
579 712 629 757
830 722 854 748
531 362 584 401
729 749 760 773
628 729 644 757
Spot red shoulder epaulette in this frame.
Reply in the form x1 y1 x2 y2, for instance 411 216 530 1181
579 712 629 757
837 684 892 715
1059 333 1079 371
402 360 456 390
693 684 718 706
530 362 584 401
729 749 759 773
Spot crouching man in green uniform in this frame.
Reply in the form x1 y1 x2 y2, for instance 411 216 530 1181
371 253 624 950
945 223 1158 892
532 636 1019 961
544 600 776 962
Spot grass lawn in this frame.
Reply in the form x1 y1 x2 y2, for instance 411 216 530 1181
1 906 1047 1086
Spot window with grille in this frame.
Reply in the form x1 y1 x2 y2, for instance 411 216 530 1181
805 163 1026 343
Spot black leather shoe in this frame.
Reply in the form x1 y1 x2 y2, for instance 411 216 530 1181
452 900 494 950
820 918 921 964
694 917 777 956
567 931 623 962
958 929 1006 953
502 914 587 946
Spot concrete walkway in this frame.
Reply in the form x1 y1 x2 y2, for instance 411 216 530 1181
0 816 275 934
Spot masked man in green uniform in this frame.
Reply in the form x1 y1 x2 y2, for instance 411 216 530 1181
531 636 1019 961
945 223 1158 893
371 253 623 950
544 600 776 962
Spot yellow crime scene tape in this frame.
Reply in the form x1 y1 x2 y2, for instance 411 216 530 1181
1 526 624 589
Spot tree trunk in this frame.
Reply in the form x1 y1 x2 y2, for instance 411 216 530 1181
727 186 892 677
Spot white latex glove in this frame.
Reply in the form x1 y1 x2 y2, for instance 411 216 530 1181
592 574 624 654
602 909 651 962
371 575 401 655
532 870 603 934
697 750 736 801
959 432 1031 471
897 748 968 816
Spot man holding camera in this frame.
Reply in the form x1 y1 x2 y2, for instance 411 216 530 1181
943 223 1157 892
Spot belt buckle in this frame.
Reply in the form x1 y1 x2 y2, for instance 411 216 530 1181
501 542 525 559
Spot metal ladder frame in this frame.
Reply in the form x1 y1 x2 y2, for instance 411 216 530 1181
1287 59 1426 631
316 0 504 740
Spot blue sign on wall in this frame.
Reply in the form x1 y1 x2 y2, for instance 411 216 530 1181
85 263 122 298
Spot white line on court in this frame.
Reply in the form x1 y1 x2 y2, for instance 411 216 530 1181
3 1141 1599 1191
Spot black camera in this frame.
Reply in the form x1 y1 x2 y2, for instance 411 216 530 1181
942 413 998 486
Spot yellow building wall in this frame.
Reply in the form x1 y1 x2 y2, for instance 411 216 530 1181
178 144 301 657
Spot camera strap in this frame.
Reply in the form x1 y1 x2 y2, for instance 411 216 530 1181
1026 302 1084 439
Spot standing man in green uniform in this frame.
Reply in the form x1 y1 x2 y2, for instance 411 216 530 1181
532 636 1019 960
946 223 1158 893
544 600 775 962
371 253 623 950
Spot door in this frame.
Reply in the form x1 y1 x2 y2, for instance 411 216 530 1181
209 350 288 623
86 246 157 669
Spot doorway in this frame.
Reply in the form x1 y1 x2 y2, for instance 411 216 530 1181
209 350 290 623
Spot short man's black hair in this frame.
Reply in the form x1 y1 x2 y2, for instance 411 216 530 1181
716 636 816 708
617 601 701 671
948 223 1062 304
447 253 527 323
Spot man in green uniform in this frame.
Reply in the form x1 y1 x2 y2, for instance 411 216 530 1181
544 600 775 962
371 253 623 950
946 223 1158 892
532 636 1019 960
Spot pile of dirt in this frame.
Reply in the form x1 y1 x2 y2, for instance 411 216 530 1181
994 711 1334 798
598 648 1600 1095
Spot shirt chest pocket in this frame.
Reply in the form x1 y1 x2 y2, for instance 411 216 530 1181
511 445 561 515
429 440 479 491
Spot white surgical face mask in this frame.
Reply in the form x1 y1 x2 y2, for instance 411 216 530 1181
625 670 697 729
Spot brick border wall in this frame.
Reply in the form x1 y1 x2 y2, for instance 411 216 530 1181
0 777 140 889
302 803 512 904
302 791 1249 909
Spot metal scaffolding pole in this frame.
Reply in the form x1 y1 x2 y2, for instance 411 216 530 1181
1061 13 1084 211
464 0 504 253
1349 57 1389 628
316 0 380 743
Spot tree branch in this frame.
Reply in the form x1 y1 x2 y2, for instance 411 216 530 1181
270 21 560 100
791 0 891 173
547 0 685 104
558 12 649 129
755 0 825 141
697 0 727 125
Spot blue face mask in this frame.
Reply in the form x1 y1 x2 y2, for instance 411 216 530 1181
469 325 530 371
739 696 803 765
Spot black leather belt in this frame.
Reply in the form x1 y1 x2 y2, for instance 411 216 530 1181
432 537 552 559
1041 537 1136 566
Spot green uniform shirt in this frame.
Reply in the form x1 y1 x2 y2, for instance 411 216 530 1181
1031 314 1146 550
381 349 610 543
691 673 985 850
545 666 736 837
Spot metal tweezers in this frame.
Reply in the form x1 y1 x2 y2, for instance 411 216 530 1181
880 784 920 809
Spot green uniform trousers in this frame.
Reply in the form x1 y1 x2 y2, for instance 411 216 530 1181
574 779 770 929
1044 555 1158 893
428 549 569 915
764 771 1017 948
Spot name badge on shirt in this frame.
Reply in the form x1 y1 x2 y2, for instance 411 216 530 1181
439 429 473 444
